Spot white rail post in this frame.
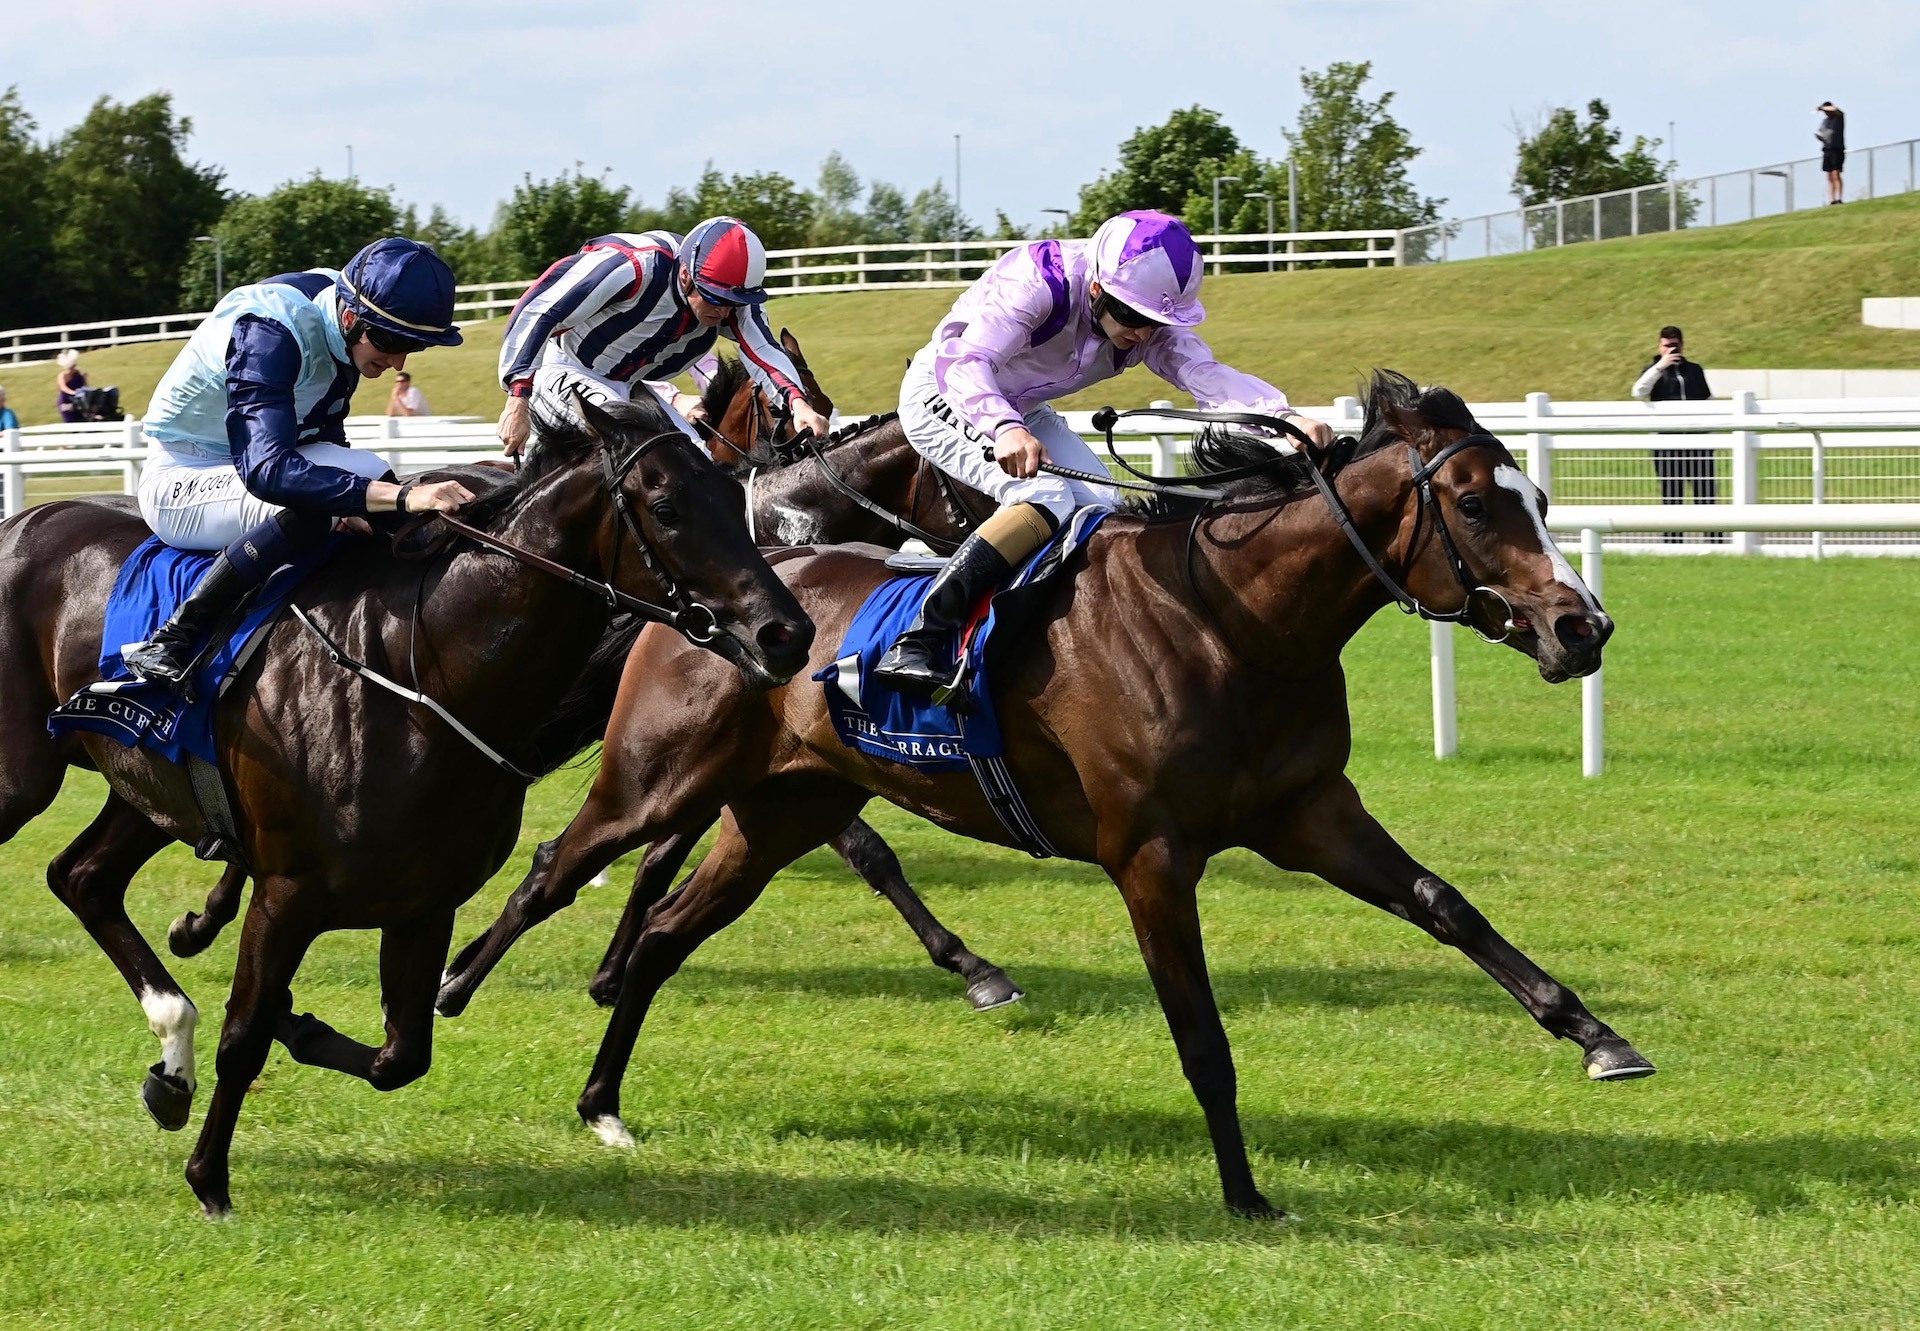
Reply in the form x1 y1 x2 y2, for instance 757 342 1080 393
1430 621 1457 759
1331 395 1362 431
122 416 142 451
1730 390 1760 553
1810 431 1825 560
1524 391 1554 497
2 427 20 518
1581 527 1604 777
1148 399 1177 476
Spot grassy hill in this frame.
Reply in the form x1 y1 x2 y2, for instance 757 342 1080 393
9 193 1920 429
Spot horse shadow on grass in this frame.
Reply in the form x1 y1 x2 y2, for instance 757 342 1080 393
252 1101 1919 1252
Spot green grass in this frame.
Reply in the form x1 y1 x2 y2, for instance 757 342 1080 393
2 557 1918 1329
8 194 1920 430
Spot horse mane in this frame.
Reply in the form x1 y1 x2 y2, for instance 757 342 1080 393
457 391 682 527
698 355 752 424
526 614 649 775
1128 369 1476 521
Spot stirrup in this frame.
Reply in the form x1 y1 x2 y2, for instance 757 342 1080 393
929 657 973 712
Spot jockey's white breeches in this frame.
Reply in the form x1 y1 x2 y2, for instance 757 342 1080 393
136 442 391 551
530 349 700 443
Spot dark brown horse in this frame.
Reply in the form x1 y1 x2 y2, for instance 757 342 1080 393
443 372 1654 1215
0 391 811 1216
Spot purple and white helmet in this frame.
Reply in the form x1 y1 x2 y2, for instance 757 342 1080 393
1089 210 1205 328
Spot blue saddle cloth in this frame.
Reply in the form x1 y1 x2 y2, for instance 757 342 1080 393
47 535 337 765
816 508 1111 771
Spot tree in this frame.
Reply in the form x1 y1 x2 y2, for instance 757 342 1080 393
47 93 226 320
1283 62 1443 240
178 176 400 306
494 167 632 278
0 88 55 328
691 167 816 250
906 179 977 243
402 203 509 285
1072 106 1242 233
807 151 866 247
863 181 911 243
1512 100 1669 206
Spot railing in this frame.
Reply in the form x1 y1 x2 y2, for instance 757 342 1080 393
1401 135 1920 264
2 231 1404 364
1427 505 1920 778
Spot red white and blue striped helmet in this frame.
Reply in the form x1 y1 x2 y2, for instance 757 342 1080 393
1090 211 1205 328
680 216 769 306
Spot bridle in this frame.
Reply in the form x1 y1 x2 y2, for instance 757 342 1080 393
1093 406 1522 644
440 427 720 644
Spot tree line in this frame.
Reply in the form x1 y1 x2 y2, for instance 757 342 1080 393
0 67 1675 328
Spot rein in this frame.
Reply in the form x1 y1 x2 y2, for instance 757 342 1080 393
794 429 965 554
1096 406 1520 643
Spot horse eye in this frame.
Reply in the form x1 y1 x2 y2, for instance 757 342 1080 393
649 500 679 525
1458 493 1487 520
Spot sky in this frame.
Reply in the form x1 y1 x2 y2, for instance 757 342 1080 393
11 0 1916 235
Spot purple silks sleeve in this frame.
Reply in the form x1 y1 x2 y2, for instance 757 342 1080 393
931 249 1060 440
1143 329 1293 418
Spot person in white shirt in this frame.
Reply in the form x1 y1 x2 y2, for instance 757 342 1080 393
386 370 429 417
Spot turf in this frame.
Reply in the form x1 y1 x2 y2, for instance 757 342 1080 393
1 555 1917 1329
6 193 1919 429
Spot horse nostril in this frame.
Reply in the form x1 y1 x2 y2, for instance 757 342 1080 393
758 619 813 660
1555 615 1604 651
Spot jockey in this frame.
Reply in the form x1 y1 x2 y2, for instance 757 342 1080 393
873 210 1335 696
494 217 831 459
124 238 474 686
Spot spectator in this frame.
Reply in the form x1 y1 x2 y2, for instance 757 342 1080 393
1632 325 1719 542
1817 102 1846 204
55 350 87 423
0 385 19 431
386 369 430 416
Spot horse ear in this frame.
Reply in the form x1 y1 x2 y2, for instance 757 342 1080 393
780 327 801 356
1383 402 1434 447
572 388 614 445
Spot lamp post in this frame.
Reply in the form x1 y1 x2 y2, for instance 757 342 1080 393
1210 175 1240 274
195 234 224 304
1040 207 1072 237
1245 190 1274 271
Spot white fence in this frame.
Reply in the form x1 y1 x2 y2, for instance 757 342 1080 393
1403 135 1920 264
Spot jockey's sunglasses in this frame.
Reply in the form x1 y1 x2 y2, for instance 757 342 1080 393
362 324 432 356
691 282 744 310
1095 292 1162 330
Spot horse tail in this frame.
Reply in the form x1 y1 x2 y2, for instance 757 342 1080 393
525 613 649 775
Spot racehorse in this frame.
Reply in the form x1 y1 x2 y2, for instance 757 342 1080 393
440 370 1655 1217
0 390 811 1216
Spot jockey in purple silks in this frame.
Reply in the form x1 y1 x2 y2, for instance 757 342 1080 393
873 210 1334 697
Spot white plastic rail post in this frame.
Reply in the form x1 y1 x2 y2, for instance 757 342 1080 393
2 427 19 519
1581 527 1605 777
1524 391 1554 498
1430 620 1458 760
1731 390 1760 554
1148 399 1176 475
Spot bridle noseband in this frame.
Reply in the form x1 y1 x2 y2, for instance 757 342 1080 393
1097 406 1522 644
441 427 720 644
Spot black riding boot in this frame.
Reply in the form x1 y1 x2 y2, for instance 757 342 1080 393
872 503 1056 698
123 508 329 687
120 554 252 686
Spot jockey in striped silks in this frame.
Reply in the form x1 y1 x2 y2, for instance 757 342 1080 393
494 218 830 459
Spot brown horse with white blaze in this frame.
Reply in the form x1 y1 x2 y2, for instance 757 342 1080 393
451 371 1654 1217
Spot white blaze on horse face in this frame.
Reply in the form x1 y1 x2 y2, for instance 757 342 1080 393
1493 465 1601 615
140 986 198 1091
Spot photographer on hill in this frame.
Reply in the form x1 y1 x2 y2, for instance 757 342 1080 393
1632 324 1720 541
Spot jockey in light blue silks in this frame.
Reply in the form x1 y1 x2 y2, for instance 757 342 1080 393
872 210 1336 696
125 238 474 686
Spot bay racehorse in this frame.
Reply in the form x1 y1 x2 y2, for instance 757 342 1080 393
442 371 1655 1217
0 391 811 1215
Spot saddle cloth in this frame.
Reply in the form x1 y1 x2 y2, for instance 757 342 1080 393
47 535 338 765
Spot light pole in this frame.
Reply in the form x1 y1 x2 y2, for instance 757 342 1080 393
1040 207 1072 237
346 144 354 182
1245 190 1274 271
953 134 962 246
1211 174 1240 274
195 234 224 303
1284 158 1300 266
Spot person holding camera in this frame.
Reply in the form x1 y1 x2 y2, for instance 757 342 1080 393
1632 325 1719 541
1817 101 1846 204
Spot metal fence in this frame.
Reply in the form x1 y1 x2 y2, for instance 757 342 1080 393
1402 135 1920 264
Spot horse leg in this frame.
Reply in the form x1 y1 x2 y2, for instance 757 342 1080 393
1255 777 1654 1081
829 817 1023 1011
45 795 202 1131
184 880 319 1218
1108 834 1278 1219
277 910 455 1090
577 778 865 1148
167 863 248 958
587 824 710 1008
438 784 701 1018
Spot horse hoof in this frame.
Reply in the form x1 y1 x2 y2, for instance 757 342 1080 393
1585 1038 1657 1081
141 1063 193 1131
199 1196 232 1221
585 1114 635 1149
964 970 1025 1011
1228 1192 1291 1222
434 976 470 1019
587 974 621 1008
166 913 206 958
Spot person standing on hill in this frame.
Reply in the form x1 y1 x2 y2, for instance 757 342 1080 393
1817 102 1846 204
1632 324 1719 542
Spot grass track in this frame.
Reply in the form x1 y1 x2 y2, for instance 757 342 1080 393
6 192 1919 429
1 556 1918 1328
